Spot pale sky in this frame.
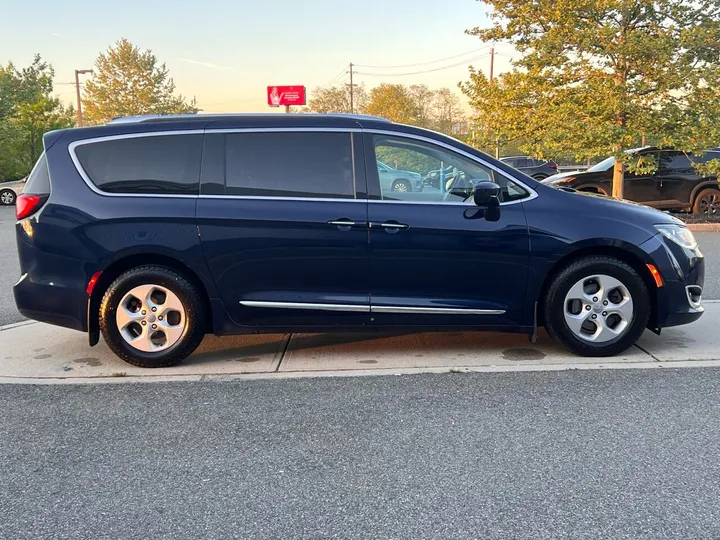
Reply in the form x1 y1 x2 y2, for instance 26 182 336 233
1 0 517 113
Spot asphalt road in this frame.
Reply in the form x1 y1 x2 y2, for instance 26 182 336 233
2 369 720 539
0 205 718 326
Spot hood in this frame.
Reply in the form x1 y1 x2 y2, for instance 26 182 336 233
542 170 579 183
549 185 682 226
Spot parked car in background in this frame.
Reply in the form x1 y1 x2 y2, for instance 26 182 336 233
542 147 720 214
14 113 704 368
0 177 26 205
377 160 423 192
423 165 456 188
501 156 558 180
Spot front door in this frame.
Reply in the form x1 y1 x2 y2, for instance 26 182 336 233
364 133 532 328
624 150 661 204
197 131 370 328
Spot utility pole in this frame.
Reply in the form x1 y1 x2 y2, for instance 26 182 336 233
74 69 93 127
490 46 500 158
489 46 495 82
348 62 355 114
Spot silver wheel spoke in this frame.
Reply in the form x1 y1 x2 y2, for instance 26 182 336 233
158 319 184 345
116 305 143 329
607 296 634 321
565 311 592 335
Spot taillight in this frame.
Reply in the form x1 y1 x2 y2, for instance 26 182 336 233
16 194 47 220
549 163 558 169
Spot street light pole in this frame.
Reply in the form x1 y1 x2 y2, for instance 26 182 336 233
74 69 93 127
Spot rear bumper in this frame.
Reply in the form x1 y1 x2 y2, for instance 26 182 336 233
13 273 87 332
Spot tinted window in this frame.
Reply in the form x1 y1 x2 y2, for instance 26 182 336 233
225 132 354 198
75 134 202 194
373 135 530 203
24 154 50 194
659 152 694 172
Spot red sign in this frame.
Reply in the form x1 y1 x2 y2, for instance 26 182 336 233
267 85 306 107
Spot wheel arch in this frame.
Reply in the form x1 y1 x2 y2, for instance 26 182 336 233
87 252 214 346
690 181 720 204
536 244 659 329
575 184 609 195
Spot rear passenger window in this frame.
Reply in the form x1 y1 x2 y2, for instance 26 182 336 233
24 154 51 194
225 132 354 198
74 134 202 194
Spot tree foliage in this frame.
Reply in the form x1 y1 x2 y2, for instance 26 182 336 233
461 0 720 194
83 39 198 125
0 55 74 180
304 84 368 114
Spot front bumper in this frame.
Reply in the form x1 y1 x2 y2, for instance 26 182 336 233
641 233 705 329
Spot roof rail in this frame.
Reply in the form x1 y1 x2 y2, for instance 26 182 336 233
106 113 392 124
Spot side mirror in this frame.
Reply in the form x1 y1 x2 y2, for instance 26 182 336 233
472 181 501 207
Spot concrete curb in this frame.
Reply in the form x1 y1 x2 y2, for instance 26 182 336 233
687 223 720 232
2 358 720 385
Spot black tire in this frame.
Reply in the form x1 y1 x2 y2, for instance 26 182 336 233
693 188 720 215
543 256 650 357
0 189 16 206
99 266 207 368
532 174 548 181
391 179 412 192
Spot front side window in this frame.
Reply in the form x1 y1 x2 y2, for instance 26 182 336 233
75 134 202 194
372 135 530 204
225 132 354 199
659 152 694 173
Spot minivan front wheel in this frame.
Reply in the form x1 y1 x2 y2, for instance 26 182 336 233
543 256 650 357
99 266 207 368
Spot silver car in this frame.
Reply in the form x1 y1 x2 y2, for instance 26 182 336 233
0 177 25 205
377 161 423 192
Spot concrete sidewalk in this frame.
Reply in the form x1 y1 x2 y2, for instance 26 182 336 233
0 302 717 384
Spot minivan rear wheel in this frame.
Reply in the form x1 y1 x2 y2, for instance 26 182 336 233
99 266 207 368
543 256 650 357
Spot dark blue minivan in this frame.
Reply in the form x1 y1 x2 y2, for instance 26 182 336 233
14 114 705 367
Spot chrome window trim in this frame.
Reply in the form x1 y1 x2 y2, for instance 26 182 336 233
364 129 538 206
240 301 370 312
68 130 205 199
200 194 364 203
67 127 539 205
240 300 504 315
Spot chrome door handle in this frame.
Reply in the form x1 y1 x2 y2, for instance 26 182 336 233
328 219 357 228
380 221 410 229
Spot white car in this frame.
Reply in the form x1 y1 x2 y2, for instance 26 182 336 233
0 177 26 205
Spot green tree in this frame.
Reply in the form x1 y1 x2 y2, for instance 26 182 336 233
83 38 198 125
366 84 421 124
0 55 74 179
431 88 465 135
461 0 720 196
304 84 368 114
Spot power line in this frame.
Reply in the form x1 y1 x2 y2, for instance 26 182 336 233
354 46 491 69
355 53 489 77
320 66 349 88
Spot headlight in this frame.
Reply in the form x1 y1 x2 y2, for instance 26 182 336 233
655 224 698 250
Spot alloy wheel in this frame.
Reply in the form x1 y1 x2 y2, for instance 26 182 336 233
392 182 409 192
699 192 719 214
563 274 634 343
1 191 15 205
116 284 186 352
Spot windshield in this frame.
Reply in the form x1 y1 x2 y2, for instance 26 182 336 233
588 156 615 172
